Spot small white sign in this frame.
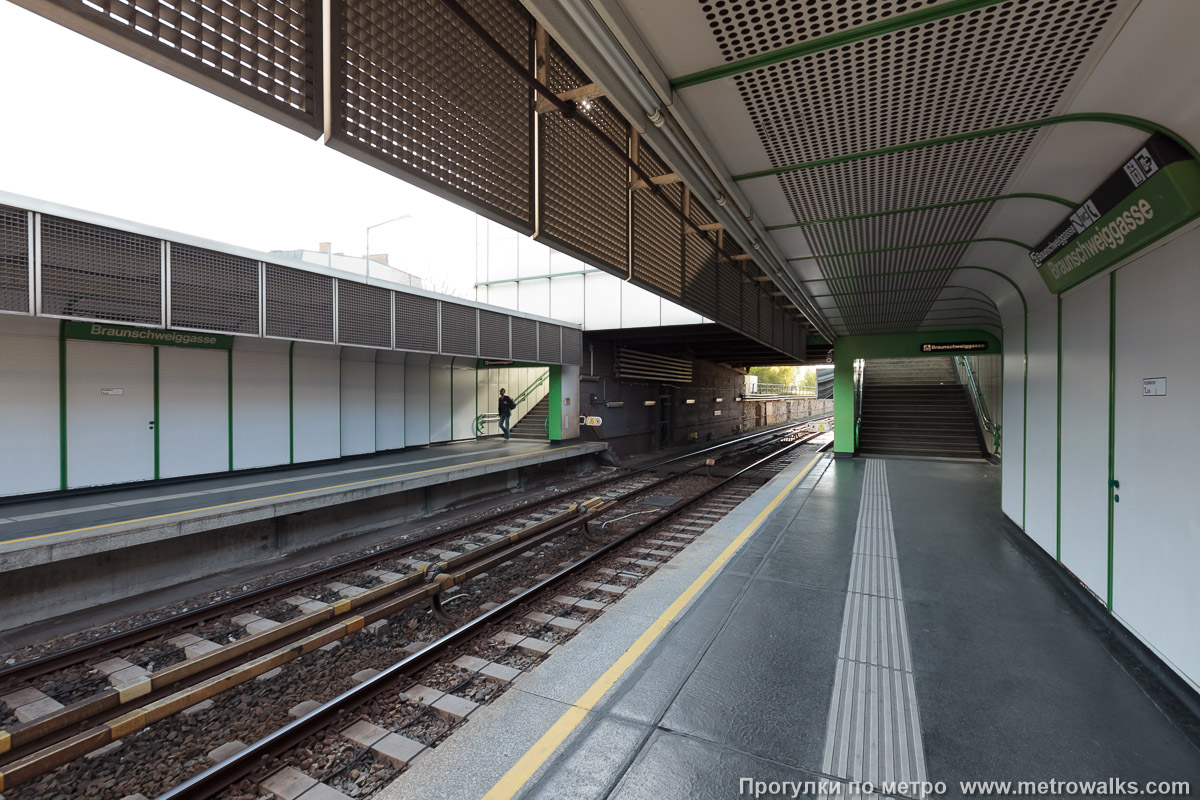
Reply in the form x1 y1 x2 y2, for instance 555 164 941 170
100 387 124 395
1143 377 1167 396
582 416 603 427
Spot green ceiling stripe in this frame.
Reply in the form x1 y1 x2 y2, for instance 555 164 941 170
734 114 1199 181
787 237 1031 261
765 193 1075 231
670 0 1008 89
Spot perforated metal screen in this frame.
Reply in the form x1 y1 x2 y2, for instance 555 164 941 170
395 292 440 352
332 0 533 231
631 146 684 297
0 206 29 313
479 309 511 359
169 244 258 335
683 202 719 320
511 316 537 362
264 264 332 341
539 41 629 274
34 0 320 132
41 216 161 325
440 302 478 356
337 279 391 348
538 321 561 363
562 327 582 366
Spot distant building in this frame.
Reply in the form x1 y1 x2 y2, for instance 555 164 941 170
270 242 424 288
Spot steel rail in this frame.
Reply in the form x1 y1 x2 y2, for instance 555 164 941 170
156 432 824 800
0 419 813 690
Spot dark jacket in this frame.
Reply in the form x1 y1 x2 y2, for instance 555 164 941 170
498 395 516 415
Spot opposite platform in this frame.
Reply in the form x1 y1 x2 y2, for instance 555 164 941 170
0 439 607 628
379 456 1200 799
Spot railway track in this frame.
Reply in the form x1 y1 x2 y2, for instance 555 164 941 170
0 421 829 798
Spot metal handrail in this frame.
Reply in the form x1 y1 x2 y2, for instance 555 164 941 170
853 359 864 453
955 356 1001 454
474 369 552 436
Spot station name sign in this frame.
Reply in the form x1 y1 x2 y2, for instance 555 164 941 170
1030 133 1200 294
64 321 233 350
920 341 989 353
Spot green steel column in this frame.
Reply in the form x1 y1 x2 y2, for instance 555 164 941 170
227 349 234 471
832 349 855 455
288 341 295 464
1056 296 1063 563
153 347 160 480
549 365 563 441
1107 272 1117 610
59 320 67 490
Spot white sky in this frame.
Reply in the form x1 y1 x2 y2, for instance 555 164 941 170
0 1 479 291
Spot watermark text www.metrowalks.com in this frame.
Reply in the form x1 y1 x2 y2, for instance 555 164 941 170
738 778 1192 798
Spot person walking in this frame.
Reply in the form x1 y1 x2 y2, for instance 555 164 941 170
498 388 516 440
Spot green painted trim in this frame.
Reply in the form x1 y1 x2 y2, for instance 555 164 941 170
1107 271 1117 610
59 320 67 490
374 355 379 452
338 353 344 456
734 114 1200 181
153 347 160 480
671 0 1007 89
227 349 234 471
1056 296 1062 563
787 237 1032 261
288 341 295 464
766 194 1075 231
803 264 1027 525
450 360 455 441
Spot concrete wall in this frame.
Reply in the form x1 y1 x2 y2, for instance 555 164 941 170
0 317 558 495
999 224 1200 692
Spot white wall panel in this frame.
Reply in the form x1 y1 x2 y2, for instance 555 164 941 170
1000 319 1025 526
232 340 289 469
520 278 551 320
292 345 340 463
404 353 431 446
558 364 581 440
1023 301 1058 554
660 297 704 327
340 351 375 456
1059 276 1111 597
1112 232 1200 689
585 274 621 329
429 355 453 442
548 274 585 326
451 358 477 440
376 352 405 450
159 348 227 479
0 317 60 495
67 340 154 487
621 281 661 328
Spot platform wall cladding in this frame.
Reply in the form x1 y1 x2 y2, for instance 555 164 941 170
11 0 803 362
0 316 563 495
1000 226 1200 693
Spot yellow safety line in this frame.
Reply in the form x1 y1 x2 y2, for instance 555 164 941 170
0 448 578 547
482 453 825 800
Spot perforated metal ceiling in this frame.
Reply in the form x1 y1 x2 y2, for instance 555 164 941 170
692 0 1129 336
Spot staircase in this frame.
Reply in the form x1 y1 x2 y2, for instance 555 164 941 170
857 358 986 458
508 396 550 440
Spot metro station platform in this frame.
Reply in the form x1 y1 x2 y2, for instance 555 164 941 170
0 438 607 629
383 455 1200 799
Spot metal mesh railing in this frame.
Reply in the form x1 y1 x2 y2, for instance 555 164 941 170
170 244 259 335
41 216 161 325
0 206 30 313
264 264 333 342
